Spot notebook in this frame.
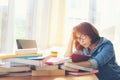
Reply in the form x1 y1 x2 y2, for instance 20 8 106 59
16 39 37 49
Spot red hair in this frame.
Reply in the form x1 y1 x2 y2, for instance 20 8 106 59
73 22 100 50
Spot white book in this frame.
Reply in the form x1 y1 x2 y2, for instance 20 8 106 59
61 65 79 72
0 66 31 73
3 58 42 66
36 64 58 70
15 48 38 54
10 62 29 67
7 72 31 76
9 66 31 72
64 62 95 72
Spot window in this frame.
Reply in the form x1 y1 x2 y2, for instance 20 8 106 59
0 0 36 53
15 0 35 39
0 0 9 52
0 0 51 53
64 0 90 45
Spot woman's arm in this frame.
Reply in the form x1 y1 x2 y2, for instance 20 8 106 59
93 44 114 67
74 44 114 68
64 35 74 57
71 61 92 67
64 32 75 57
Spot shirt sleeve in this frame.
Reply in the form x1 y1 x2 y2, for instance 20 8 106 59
73 50 83 54
88 59 98 68
93 43 115 68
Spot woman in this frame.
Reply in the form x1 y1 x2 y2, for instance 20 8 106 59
64 22 120 80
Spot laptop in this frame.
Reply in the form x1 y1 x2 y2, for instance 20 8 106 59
16 39 37 49
16 39 46 59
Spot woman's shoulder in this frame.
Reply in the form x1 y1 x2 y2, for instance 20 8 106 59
99 37 113 46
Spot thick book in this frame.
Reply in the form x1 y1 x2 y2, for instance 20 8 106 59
0 66 31 73
61 65 79 72
64 62 97 72
15 48 38 54
35 64 58 70
71 53 91 62
62 62 99 76
68 69 98 76
0 53 42 59
7 72 31 76
45 57 71 65
0 72 8 76
2 58 42 66
32 70 65 76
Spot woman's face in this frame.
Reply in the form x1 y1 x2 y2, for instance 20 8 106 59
75 32 92 48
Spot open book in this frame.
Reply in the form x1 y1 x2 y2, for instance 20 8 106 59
63 62 98 75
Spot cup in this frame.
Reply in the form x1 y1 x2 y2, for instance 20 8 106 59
51 51 58 57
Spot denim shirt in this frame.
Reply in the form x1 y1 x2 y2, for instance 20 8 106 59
77 37 120 80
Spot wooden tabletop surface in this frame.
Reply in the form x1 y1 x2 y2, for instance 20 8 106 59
0 74 99 80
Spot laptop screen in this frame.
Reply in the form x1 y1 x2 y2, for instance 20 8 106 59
16 39 37 49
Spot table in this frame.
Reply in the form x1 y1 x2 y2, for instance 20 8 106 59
0 74 99 80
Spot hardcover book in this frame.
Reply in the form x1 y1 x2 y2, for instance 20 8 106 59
68 69 98 76
0 66 31 73
32 70 65 76
35 64 58 70
71 53 91 62
3 58 42 66
45 57 71 65
62 62 99 76
64 62 97 72
0 53 42 59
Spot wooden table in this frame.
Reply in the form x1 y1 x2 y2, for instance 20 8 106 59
0 74 99 80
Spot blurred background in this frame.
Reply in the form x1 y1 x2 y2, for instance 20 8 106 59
0 0 120 64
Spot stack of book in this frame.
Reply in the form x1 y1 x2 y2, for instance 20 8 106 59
0 53 67 76
0 53 46 76
31 57 71 76
0 52 99 76
61 53 99 76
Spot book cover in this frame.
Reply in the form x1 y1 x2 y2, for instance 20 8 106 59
68 69 98 76
61 65 79 72
0 53 42 59
35 64 58 70
3 58 42 66
45 57 71 65
71 53 91 62
7 72 31 76
0 72 8 76
15 48 38 54
0 66 31 73
64 62 97 72
32 70 65 76
21 55 50 60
